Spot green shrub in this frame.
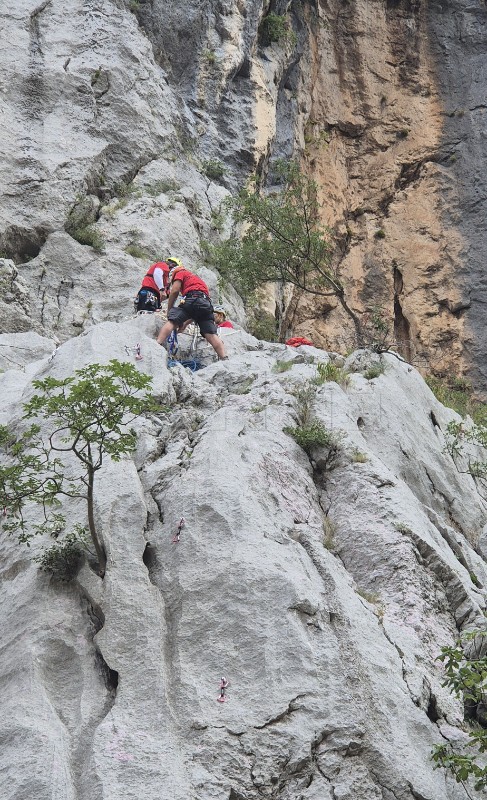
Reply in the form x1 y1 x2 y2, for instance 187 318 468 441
210 209 226 232
284 420 334 454
203 49 217 65
204 161 361 338
273 360 293 373
350 448 368 463
260 13 296 46
374 228 386 239
248 313 279 342
69 225 105 253
364 363 385 380
125 244 150 259
394 522 413 534
425 375 487 424
35 526 88 581
432 630 487 791
146 179 180 196
314 361 350 387
202 159 226 181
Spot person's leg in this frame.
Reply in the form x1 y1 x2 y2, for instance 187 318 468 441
157 320 177 344
204 333 226 359
157 306 191 345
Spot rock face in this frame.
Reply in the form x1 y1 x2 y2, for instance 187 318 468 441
287 0 487 389
2 0 487 389
1 322 486 799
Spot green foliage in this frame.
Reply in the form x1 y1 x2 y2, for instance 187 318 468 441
260 13 296 46
350 448 368 463
273 360 293 374
248 312 279 342
374 228 386 239
146 179 180 196
91 67 102 85
364 363 386 380
232 377 254 395
425 375 487 424
394 522 413 534
202 159 226 181
290 383 316 428
69 225 105 253
0 361 156 576
285 380 343 463
361 308 393 353
313 361 350 388
210 208 226 232
125 244 151 259
203 49 217 65
445 418 487 500
35 525 88 581
432 631 487 792
206 161 337 302
284 420 334 454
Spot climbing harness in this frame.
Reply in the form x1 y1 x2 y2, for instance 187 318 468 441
124 343 143 361
217 677 229 703
172 517 185 544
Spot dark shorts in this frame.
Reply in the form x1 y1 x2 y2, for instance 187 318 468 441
168 295 217 335
135 288 161 313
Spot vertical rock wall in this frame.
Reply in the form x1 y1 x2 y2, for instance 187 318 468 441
286 0 487 391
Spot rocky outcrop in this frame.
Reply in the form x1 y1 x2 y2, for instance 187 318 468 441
1 322 486 799
2 1 487 389
286 0 487 390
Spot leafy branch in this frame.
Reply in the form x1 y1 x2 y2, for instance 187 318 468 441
0 360 158 576
205 161 363 343
432 631 487 794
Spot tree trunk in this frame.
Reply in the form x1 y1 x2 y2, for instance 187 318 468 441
87 466 106 577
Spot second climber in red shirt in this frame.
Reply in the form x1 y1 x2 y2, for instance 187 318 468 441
156 258 227 360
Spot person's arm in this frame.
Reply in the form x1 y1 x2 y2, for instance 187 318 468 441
167 280 182 312
152 266 168 302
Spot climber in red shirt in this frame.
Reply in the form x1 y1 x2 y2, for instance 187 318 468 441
213 305 234 329
156 259 227 360
135 261 170 312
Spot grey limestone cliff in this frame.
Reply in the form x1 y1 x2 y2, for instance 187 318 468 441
1 321 486 799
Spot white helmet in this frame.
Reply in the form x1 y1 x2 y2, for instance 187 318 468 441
213 305 226 318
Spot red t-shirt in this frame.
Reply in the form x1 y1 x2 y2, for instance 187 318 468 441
142 262 169 293
173 269 210 296
218 320 234 328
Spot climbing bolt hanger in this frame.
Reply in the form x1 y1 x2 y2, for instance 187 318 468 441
217 677 229 703
172 517 185 544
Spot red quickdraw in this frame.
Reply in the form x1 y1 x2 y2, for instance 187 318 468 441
124 343 143 361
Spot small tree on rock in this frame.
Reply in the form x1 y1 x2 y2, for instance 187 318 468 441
205 160 362 342
0 360 157 577
432 630 487 796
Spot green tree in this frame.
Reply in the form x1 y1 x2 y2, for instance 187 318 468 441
445 418 487 500
432 630 487 796
0 360 156 576
206 161 362 342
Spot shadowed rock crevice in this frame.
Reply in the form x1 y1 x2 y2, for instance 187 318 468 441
0 225 48 264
